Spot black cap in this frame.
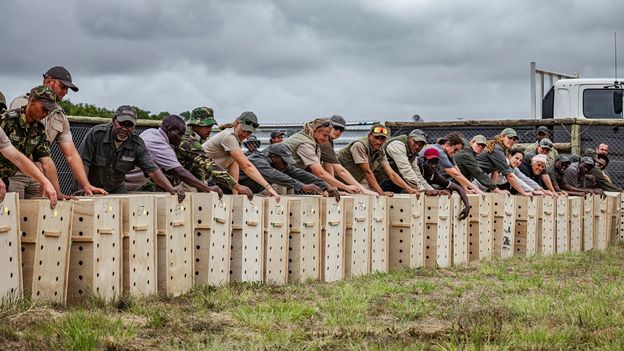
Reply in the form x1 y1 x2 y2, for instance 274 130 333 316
114 105 138 125
555 155 570 164
265 143 295 165
270 130 286 139
536 126 550 134
44 66 78 92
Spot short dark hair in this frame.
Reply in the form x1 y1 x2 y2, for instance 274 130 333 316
444 132 464 146
161 114 185 131
509 148 524 157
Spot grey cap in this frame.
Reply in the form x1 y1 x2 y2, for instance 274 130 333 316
0 90 6 110
266 143 295 165
555 155 571 164
330 114 346 129
500 128 518 139
238 111 259 132
536 126 550 134
243 135 260 146
114 105 138 124
539 138 553 149
408 129 427 143
580 156 595 166
470 135 487 146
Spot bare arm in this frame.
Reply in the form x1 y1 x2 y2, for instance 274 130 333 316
165 166 223 197
330 163 373 195
382 163 418 194
357 162 388 196
308 163 359 193
58 141 108 195
38 156 74 200
444 166 483 194
504 173 532 196
1 146 58 207
147 169 185 202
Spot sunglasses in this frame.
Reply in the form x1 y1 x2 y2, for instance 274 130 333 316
373 127 388 135
315 121 331 129
332 125 345 132
242 119 260 129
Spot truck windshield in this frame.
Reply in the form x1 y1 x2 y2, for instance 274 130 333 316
583 89 623 119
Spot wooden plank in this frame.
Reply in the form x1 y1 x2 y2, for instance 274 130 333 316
229 196 263 283
568 197 583 252
156 194 193 296
286 197 320 283
31 201 73 304
264 197 288 284
343 196 354 278
388 195 413 270
320 197 345 282
491 193 506 258
0 193 21 300
583 195 594 251
540 196 556 256
467 194 481 261
526 196 540 255
435 195 452 268
207 195 232 285
409 195 425 269
348 195 370 277
450 193 469 265
555 196 570 253
370 196 389 272
191 192 217 286
593 195 608 251
500 194 515 259
605 192 620 246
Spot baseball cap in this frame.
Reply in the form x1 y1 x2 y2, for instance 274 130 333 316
271 130 286 139
243 135 260 147
539 138 553 149
423 147 440 160
580 156 595 167
471 135 487 146
330 114 346 129
30 85 58 112
408 129 427 143
555 155 571 164
238 111 259 132
0 90 6 110
370 124 390 137
114 105 138 124
536 126 550 134
266 143 295 165
188 107 217 127
44 66 78 92
500 128 518 140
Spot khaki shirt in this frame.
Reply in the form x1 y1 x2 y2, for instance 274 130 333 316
202 128 242 168
11 94 73 145
0 127 12 150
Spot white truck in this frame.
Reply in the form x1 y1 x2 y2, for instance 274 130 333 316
542 78 623 119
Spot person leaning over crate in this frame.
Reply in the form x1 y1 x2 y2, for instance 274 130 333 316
202 111 280 200
0 86 60 207
124 114 222 198
416 147 470 220
504 151 549 195
583 144 622 192
453 135 504 193
524 126 558 166
76 105 184 202
173 107 253 199
420 132 484 195
282 118 361 194
239 143 341 200
476 128 532 196
9 66 107 199
378 129 445 195
335 124 419 197
559 156 605 196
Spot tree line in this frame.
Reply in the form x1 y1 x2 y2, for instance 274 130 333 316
59 100 190 120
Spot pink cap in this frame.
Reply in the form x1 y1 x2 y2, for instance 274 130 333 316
423 147 440 160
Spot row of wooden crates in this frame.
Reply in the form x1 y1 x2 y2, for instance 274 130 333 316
0 192 622 304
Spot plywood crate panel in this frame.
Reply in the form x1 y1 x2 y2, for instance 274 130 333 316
491 193 506 258
500 194 516 259
320 197 345 282
388 195 414 270
539 196 556 256
555 196 570 254
370 196 390 272
230 195 264 283
344 196 371 278
593 195 608 251
191 192 218 286
287 197 320 283
24 201 73 304
467 194 493 261
207 195 232 286
605 192 620 245
450 193 469 265
156 194 193 296
68 197 122 302
264 197 288 284
0 193 21 300
583 195 595 251
568 197 583 252
424 195 451 268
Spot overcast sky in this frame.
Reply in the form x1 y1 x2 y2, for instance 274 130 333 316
0 0 622 123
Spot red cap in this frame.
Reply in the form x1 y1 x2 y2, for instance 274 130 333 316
423 147 440 160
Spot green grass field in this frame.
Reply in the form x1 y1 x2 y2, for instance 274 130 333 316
2 243 624 350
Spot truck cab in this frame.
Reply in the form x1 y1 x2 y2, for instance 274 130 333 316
542 79 623 119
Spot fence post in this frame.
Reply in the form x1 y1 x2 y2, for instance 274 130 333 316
570 121 582 155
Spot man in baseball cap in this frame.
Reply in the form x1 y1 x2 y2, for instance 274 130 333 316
526 126 558 166
239 143 340 200
453 134 502 193
560 156 604 195
243 135 261 156
270 130 287 144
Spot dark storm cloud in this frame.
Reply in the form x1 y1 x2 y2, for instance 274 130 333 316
0 0 622 121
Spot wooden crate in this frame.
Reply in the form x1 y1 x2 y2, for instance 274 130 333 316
539 196 556 256
320 197 345 282
568 197 583 252
500 194 516 259
229 195 264 283
21 200 73 303
450 193 469 265
555 196 570 253
424 195 452 268
620 194 624 242
344 195 371 278
583 195 595 251
264 196 288 284
207 195 232 286
387 195 425 270
605 192 621 246
191 192 218 286
109 195 158 297
68 197 122 302
467 194 493 261
286 197 320 283
514 196 539 256
0 193 21 300
491 193 506 258
370 196 390 272
593 195 608 251
156 194 193 296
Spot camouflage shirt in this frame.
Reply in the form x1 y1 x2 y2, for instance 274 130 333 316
174 128 236 189
0 107 51 178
